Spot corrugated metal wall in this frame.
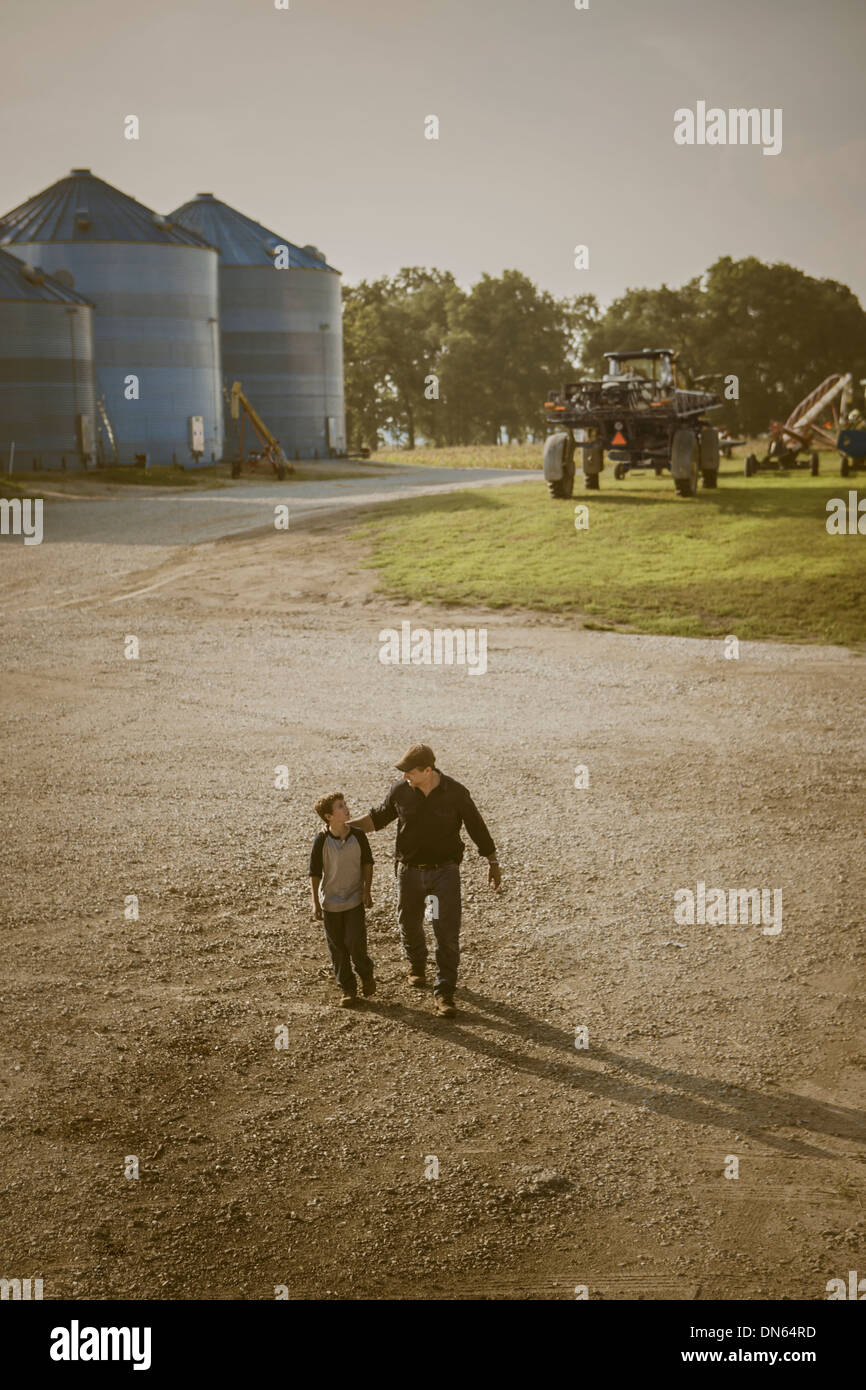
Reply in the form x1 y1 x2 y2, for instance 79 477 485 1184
0 299 96 470
10 242 224 466
220 265 345 459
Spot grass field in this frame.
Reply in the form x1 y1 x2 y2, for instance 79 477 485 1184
371 443 542 469
355 463 866 646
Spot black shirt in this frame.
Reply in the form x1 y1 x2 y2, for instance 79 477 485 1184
369 772 495 866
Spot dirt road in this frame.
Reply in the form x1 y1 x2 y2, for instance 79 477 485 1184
1 508 864 1300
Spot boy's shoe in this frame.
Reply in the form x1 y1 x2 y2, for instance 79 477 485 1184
339 993 357 1008
434 995 456 1018
407 969 427 988
361 975 376 997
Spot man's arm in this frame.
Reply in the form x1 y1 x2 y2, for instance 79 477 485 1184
350 785 399 836
461 789 501 890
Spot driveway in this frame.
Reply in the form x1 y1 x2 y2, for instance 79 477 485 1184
25 464 539 547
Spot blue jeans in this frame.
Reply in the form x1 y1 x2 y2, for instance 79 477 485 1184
322 904 373 995
397 863 461 999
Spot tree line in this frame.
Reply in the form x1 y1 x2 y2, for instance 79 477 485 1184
342 257 866 449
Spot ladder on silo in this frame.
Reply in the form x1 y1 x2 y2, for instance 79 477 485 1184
96 393 119 466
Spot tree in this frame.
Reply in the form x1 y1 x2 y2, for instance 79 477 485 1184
437 271 576 444
342 279 393 451
580 258 866 434
342 269 462 450
344 256 866 447
699 257 866 433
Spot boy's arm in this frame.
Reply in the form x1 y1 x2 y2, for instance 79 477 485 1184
310 876 323 919
308 834 325 917
358 829 374 906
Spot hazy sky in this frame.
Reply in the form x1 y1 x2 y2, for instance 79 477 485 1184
2 0 864 307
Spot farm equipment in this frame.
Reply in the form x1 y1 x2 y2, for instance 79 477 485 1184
225 380 292 480
838 428 866 477
744 373 852 477
543 348 723 498
718 431 746 458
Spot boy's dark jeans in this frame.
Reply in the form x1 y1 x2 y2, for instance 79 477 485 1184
322 903 374 996
397 863 461 1000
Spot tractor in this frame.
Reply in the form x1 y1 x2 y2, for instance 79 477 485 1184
543 348 723 498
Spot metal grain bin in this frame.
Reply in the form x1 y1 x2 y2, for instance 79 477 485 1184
0 246 97 471
0 170 223 466
169 194 345 460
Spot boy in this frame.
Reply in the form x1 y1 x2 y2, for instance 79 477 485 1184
309 793 375 1007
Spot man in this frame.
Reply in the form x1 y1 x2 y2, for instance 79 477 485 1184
349 744 501 1018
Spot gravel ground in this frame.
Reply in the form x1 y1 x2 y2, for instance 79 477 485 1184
0 512 864 1300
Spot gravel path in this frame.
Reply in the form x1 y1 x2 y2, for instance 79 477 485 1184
0 512 864 1300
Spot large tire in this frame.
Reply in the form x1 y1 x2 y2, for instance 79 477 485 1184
561 449 576 498
699 425 720 484
745 454 757 478
582 440 603 489
544 430 574 499
670 428 698 497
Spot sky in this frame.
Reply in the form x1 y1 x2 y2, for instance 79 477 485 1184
1 0 864 308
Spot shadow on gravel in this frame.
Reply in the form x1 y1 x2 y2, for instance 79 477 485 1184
366 989 865 1160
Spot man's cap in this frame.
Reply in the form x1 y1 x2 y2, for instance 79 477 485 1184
395 743 436 772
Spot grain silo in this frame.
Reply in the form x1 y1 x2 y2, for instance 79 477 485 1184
0 170 223 466
0 245 97 471
169 194 345 460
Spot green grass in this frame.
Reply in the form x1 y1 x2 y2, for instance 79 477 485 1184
354 463 866 646
370 439 772 471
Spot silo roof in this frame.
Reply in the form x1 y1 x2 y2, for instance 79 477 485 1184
0 170 215 248
169 193 339 271
0 245 94 304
